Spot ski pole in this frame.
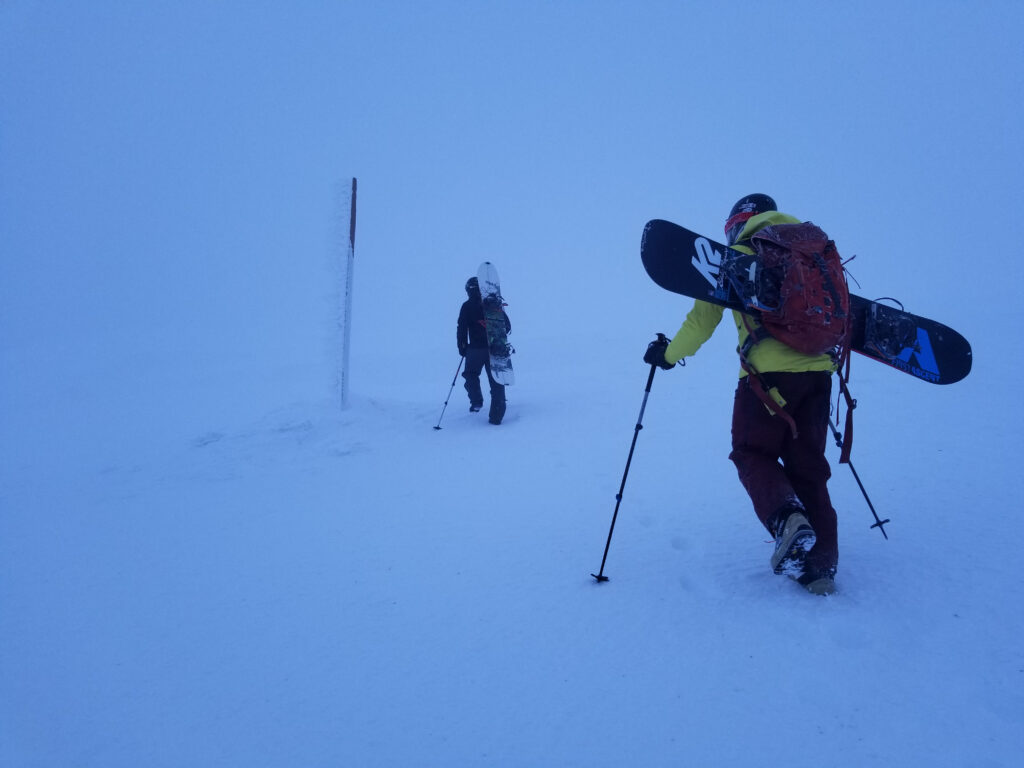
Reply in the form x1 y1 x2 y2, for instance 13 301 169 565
592 350 664 582
433 357 465 430
827 417 890 539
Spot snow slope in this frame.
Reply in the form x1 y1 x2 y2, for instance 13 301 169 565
2 3 1022 766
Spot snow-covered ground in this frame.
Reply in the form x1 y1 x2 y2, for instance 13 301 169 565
2 3 1022 766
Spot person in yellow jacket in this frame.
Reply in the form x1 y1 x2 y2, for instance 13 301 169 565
644 194 839 596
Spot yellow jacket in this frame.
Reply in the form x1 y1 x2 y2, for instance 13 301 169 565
663 211 838 377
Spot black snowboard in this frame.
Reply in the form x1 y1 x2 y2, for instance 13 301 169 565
641 219 972 385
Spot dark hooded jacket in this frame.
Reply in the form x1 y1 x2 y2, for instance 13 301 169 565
457 288 510 354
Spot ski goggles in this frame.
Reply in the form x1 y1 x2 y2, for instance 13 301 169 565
724 211 756 245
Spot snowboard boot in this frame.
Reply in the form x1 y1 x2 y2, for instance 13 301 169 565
796 568 837 596
488 397 505 425
770 508 816 577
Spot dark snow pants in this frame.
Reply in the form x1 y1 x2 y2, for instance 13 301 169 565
729 371 838 574
463 347 505 424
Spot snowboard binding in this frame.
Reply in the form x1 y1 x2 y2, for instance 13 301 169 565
864 300 918 360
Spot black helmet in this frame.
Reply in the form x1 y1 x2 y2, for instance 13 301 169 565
465 276 479 295
724 193 777 246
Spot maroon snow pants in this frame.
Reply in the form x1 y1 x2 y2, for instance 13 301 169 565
729 371 838 573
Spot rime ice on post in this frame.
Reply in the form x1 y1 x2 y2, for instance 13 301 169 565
339 177 357 409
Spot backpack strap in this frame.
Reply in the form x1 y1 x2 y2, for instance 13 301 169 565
738 320 773 360
737 313 800 439
835 345 856 464
813 248 847 325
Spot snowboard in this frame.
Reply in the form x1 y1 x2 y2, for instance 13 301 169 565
477 261 514 386
641 219 972 385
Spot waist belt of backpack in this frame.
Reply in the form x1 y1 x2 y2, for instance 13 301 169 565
737 314 799 439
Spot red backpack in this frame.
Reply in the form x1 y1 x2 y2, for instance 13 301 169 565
743 222 850 357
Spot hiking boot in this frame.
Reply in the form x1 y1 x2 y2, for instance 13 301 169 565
797 569 837 596
469 404 482 412
489 401 506 425
770 509 816 577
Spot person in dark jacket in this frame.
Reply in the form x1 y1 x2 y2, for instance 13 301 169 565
457 277 510 425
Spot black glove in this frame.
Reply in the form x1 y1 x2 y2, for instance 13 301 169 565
458 343 467 357
643 335 675 370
